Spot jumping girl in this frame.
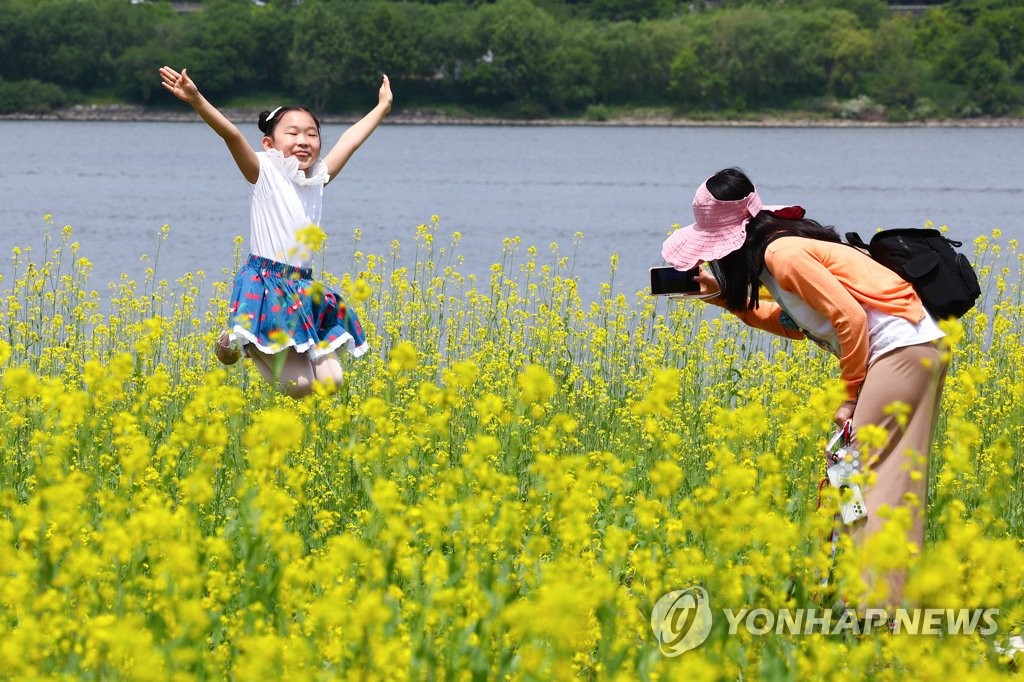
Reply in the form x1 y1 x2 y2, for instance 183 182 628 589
159 66 392 398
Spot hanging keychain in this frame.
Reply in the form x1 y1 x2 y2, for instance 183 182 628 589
818 420 868 589
825 420 868 525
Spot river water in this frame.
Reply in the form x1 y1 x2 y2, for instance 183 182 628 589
2 121 1022 298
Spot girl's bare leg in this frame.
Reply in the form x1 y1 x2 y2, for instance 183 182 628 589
246 346 344 398
246 346 316 398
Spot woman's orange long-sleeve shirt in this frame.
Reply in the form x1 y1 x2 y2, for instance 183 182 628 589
712 237 925 399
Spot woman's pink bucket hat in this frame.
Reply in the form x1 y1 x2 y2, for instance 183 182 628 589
661 181 764 271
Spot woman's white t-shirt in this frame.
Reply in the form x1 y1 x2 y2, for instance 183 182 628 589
760 271 944 366
248 149 329 268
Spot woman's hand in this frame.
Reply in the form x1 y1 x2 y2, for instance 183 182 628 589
159 66 200 106
378 74 393 113
833 399 857 425
694 265 722 299
668 265 722 303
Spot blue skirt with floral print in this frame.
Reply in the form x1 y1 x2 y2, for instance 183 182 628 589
227 254 367 359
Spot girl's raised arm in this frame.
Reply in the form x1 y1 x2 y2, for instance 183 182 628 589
159 66 260 184
323 75 393 183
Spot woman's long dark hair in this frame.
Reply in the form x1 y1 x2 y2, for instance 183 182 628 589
708 168 843 312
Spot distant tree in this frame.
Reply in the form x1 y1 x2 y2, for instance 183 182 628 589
671 8 836 110
545 21 600 112
967 53 1016 114
110 1 181 103
569 0 676 22
937 24 999 85
802 0 886 28
344 2 433 89
418 3 480 95
178 0 272 98
670 38 721 108
945 25 1017 114
775 10 844 99
96 0 170 62
118 43 175 104
976 7 1024 67
866 17 918 108
914 6 963 66
827 24 875 97
288 2 353 111
461 0 558 113
248 4 294 93
29 0 110 90
0 78 69 114
593 21 657 104
595 19 687 105
1 0 177 101
0 0 33 81
916 3 1022 114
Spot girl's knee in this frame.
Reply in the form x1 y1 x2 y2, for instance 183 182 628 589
312 355 344 391
281 378 315 399
280 357 342 398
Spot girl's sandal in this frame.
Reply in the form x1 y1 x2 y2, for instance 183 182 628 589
215 330 242 365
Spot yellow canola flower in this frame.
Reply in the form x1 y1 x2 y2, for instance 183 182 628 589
351 278 372 303
268 328 291 349
474 392 508 426
3 365 40 401
295 223 327 253
517 363 556 405
938 316 964 348
244 407 304 468
387 340 418 374
444 359 479 389
308 280 325 305
649 460 683 499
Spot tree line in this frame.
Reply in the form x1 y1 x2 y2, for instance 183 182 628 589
0 0 1020 120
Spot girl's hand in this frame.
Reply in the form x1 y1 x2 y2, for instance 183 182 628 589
159 66 200 106
378 74 393 113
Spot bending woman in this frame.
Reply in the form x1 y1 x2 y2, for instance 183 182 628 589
662 168 947 607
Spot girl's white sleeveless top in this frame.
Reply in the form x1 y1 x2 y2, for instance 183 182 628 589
248 149 329 268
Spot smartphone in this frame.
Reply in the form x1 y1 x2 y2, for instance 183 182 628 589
650 265 701 296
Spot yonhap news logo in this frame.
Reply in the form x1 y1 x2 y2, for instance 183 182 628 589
650 586 714 657
651 587 1001 657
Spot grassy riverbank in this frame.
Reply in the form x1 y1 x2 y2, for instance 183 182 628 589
3 102 1023 128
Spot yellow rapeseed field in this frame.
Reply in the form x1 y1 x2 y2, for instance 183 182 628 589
1 217 1021 680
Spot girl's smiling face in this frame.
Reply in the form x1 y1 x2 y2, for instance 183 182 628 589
262 109 321 170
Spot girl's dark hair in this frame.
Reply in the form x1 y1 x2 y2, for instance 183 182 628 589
257 106 321 136
708 168 843 312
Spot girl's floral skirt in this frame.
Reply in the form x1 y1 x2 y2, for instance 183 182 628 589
227 254 367 360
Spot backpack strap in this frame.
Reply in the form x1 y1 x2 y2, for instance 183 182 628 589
845 232 869 249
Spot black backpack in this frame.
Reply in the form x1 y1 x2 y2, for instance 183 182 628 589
845 228 981 320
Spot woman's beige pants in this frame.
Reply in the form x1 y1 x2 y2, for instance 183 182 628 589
850 341 948 606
